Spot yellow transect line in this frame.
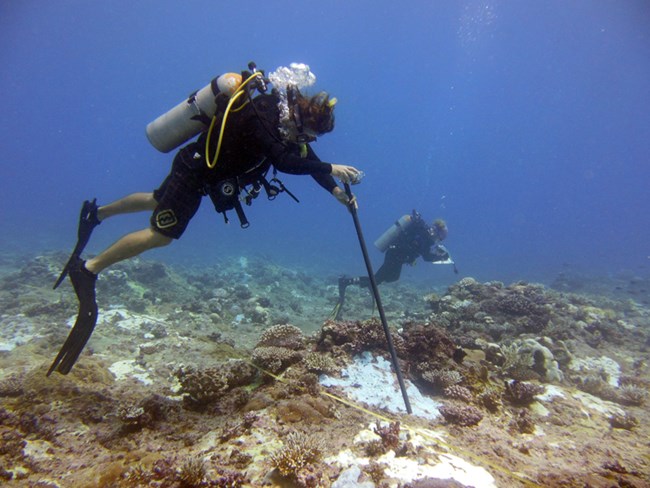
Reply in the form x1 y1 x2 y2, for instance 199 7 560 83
236 356 541 487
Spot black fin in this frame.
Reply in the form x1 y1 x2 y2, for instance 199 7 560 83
48 258 98 375
53 199 101 289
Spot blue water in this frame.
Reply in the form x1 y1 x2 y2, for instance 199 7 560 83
2 1 649 286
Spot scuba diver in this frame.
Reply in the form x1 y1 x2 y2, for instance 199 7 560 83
49 62 362 376
332 210 456 320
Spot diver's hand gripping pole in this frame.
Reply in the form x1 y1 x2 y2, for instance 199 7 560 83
343 183 412 414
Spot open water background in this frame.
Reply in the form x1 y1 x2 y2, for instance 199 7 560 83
2 0 649 287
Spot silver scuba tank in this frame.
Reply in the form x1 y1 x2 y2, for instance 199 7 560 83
146 72 243 153
374 214 413 252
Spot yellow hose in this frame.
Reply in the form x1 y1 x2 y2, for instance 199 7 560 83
205 73 262 169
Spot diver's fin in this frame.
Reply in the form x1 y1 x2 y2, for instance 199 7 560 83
332 276 353 320
329 302 342 321
48 258 98 376
53 199 101 289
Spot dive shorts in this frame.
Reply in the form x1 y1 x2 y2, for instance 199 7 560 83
151 146 204 239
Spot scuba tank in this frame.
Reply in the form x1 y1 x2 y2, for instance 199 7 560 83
146 72 243 153
374 214 413 252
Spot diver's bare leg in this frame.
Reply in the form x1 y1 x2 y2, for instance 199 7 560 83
97 192 157 221
85 228 172 274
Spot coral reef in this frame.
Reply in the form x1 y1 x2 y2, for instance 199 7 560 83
317 318 398 354
443 385 473 403
1 252 650 487
364 421 402 456
252 324 307 374
302 351 338 375
178 457 207 487
438 404 483 427
503 380 545 405
175 360 256 407
270 431 325 485
477 387 502 412
609 411 639 430
257 323 305 349
511 408 536 434
420 368 463 389
617 384 648 406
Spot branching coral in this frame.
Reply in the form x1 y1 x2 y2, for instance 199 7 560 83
270 431 324 479
496 293 537 316
420 368 463 389
365 421 401 456
574 374 618 402
398 322 458 363
178 457 206 487
303 352 338 375
617 385 647 406
253 324 307 374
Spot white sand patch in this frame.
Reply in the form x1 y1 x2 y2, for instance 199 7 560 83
320 351 440 420
568 355 621 386
109 359 153 385
328 424 496 488
64 307 165 332
572 390 625 416
0 314 40 351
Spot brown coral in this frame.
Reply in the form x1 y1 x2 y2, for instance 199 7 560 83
316 318 397 354
438 404 483 427
178 457 206 487
398 321 458 363
511 409 536 434
477 387 502 412
0 375 23 397
609 411 639 430
420 368 463 389
270 431 324 479
175 360 256 406
257 323 305 349
443 385 473 403
617 385 648 406
252 346 303 374
503 380 544 405
303 352 338 375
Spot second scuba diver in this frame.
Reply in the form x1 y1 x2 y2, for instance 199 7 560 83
332 210 456 320
49 62 363 375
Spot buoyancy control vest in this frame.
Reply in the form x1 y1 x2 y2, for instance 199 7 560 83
147 63 298 227
200 93 300 228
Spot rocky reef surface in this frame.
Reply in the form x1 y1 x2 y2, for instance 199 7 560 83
0 252 649 487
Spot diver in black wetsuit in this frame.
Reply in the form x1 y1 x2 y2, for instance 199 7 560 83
333 210 454 319
50 65 362 376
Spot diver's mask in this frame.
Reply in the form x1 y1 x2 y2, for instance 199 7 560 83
286 85 335 144
287 85 316 144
